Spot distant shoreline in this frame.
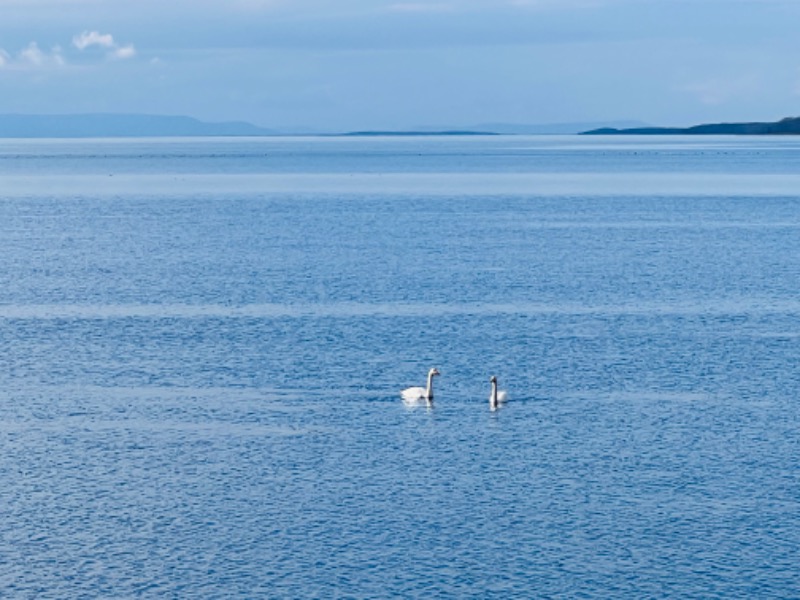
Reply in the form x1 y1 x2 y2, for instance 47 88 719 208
0 114 644 137
0 114 507 138
338 130 498 137
582 116 800 135
3 113 800 137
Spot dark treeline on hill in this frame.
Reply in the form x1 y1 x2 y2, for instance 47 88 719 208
583 116 800 135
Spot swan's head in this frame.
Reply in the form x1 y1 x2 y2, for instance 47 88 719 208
490 375 497 384
429 368 440 377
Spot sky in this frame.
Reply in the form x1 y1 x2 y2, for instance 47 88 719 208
1 0 800 132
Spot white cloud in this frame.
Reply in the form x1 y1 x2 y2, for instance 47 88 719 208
19 41 46 66
111 44 136 59
0 41 65 70
230 0 287 9
73 30 115 50
388 0 605 9
52 45 66 66
509 0 603 6
0 32 133 71
389 3 454 12
72 30 136 60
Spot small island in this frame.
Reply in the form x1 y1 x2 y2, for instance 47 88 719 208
582 116 800 135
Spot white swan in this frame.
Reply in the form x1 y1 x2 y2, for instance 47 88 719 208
489 375 508 411
401 368 440 405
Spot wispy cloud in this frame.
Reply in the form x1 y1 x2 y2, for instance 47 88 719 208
508 0 603 7
387 0 605 10
111 44 136 59
72 30 136 59
388 2 454 12
0 31 135 71
19 41 47 65
383 0 605 16
72 30 115 50
230 0 287 9
0 41 65 70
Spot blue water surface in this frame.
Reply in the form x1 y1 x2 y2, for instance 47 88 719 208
1 135 799 598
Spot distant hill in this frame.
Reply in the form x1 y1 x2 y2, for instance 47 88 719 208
0 114 275 137
582 116 800 135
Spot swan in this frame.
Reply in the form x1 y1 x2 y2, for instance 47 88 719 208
401 368 440 405
489 375 508 411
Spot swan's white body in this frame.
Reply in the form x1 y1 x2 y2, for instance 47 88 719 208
489 376 508 411
401 368 440 405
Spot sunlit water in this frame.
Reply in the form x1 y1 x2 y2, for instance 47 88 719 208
1 135 799 598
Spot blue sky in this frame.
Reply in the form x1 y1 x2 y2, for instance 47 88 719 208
1 0 799 131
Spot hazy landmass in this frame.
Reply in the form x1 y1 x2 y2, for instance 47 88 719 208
0 114 653 137
582 116 800 135
6 112 797 137
0 114 275 137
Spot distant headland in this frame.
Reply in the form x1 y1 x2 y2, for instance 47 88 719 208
582 116 800 135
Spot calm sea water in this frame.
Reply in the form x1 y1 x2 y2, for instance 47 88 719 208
1 135 799 598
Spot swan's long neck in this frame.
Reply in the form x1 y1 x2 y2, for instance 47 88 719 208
490 380 498 410
426 372 435 402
